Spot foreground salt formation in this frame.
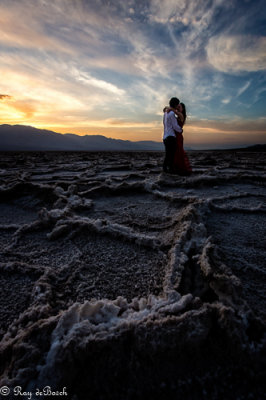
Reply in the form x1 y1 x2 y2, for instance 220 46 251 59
0 151 265 399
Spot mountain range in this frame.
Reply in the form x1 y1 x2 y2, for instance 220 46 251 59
1 124 264 152
0 124 164 151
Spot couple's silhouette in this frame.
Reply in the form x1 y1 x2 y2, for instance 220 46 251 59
163 97 192 176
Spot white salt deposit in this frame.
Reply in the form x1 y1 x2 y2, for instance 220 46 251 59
0 150 265 399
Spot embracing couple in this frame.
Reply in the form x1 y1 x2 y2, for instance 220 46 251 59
162 97 192 176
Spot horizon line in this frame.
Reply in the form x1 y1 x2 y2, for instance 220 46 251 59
0 123 265 151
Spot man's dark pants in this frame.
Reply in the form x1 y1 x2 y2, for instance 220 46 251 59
163 136 176 172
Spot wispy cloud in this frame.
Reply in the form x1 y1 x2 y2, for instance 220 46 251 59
237 81 251 97
71 69 125 97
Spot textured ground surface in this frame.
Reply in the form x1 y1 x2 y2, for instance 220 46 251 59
0 150 265 400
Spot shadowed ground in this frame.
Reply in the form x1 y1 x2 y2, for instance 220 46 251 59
0 150 265 399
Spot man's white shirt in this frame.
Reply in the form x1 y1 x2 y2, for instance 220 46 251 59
163 111 182 140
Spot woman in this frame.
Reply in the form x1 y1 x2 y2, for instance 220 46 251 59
173 103 192 175
163 103 192 175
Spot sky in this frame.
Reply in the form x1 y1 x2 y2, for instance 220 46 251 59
0 0 266 149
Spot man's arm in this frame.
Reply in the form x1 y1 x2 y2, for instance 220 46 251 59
170 112 182 133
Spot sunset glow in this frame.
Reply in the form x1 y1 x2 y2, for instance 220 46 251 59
0 0 266 148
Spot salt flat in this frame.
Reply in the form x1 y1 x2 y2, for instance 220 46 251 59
0 150 265 399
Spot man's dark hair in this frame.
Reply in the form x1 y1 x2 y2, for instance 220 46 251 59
169 97 180 108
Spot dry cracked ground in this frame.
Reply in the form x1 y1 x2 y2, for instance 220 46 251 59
0 150 265 400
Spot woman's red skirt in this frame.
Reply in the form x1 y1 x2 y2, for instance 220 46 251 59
173 133 192 175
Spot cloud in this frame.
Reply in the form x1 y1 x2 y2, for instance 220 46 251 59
253 86 266 103
0 98 37 121
206 35 266 73
237 81 251 97
0 94 12 100
0 0 132 58
221 97 232 104
148 0 186 24
12 101 37 119
183 116 266 148
144 0 234 103
220 81 251 105
0 5 75 55
0 0 265 146
188 116 266 133
71 69 125 96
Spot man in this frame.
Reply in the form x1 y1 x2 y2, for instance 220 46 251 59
163 97 183 173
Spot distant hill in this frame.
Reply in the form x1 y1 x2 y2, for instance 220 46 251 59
236 144 266 152
0 125 164 151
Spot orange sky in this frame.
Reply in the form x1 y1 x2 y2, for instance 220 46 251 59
1 89 266 148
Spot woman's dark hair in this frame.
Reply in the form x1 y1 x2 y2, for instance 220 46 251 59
180 102 187 124
169 97 180 108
